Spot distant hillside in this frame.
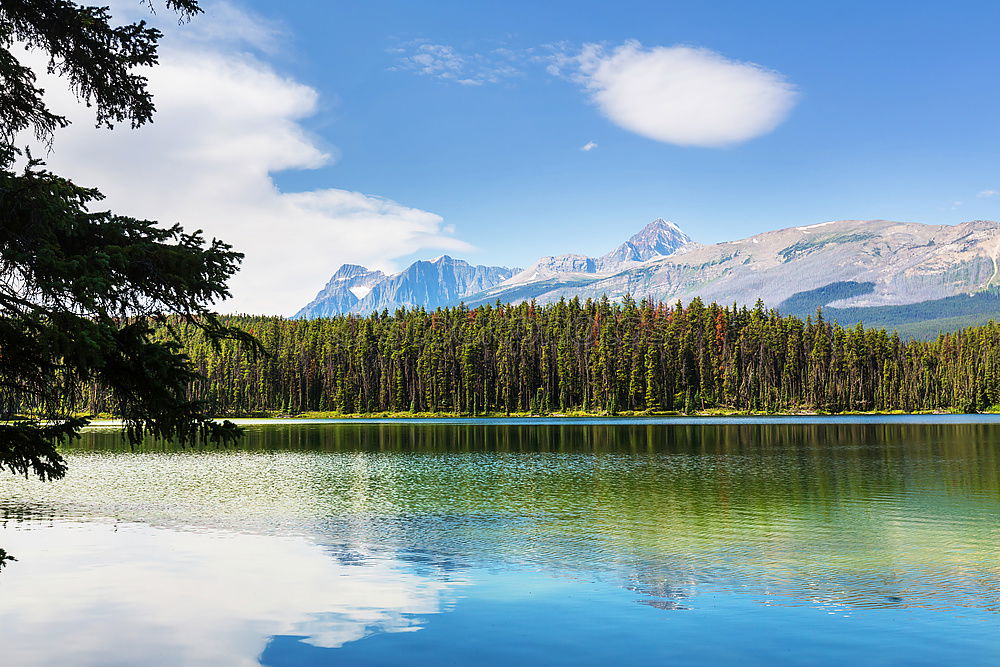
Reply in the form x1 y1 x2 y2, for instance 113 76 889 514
782 288 1000 338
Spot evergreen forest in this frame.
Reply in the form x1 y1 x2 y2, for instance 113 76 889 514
80 297 1000 417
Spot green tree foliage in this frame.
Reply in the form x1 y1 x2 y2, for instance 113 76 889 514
0 0 255 567
0 0 202 144
120 299 1000 418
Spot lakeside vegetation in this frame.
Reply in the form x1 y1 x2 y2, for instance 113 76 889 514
73 297 1000 418
80 409 965 421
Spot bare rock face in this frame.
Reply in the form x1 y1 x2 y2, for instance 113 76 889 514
294 265 385 318
597 218 692 270
504 255 598 286
294 256 519 318
495 218 691 288
358 256 519 313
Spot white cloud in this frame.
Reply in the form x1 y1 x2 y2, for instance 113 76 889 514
25 3 470 315
558 41 798 147
396 43 465 79
580 141 598 151
978 189 998 198
390 41 522 85
390 38 796 147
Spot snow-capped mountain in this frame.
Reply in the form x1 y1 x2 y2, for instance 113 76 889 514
468 219 1000 310
296 217 1000 334
294 255 519 318
501 218 691 286
294 264 387 318
598 218 692 270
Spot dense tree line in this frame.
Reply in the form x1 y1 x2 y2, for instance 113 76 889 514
81 297 1000 416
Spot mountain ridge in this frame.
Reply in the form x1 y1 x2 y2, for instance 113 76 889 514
296 217 1000 334
294 255 520 319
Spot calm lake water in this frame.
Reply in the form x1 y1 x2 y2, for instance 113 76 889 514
1 417 998 665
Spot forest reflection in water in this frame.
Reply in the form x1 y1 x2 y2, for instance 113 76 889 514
0 419 998 665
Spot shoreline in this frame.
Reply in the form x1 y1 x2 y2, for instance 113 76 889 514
77 408 1000 426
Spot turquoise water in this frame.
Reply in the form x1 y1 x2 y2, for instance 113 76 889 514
0 418 998 665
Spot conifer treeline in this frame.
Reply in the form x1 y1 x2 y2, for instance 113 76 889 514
86 297 1000 415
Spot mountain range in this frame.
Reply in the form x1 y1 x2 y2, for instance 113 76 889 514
295 217 1000 336
294 256 520 318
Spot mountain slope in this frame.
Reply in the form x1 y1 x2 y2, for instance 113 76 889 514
498 218 691 287
598 218 692 270
466 219 1000 315
295 256 518 318
293 264 386 319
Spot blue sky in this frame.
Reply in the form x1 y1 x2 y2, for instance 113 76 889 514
251 0 1000 264
37 1 1000 313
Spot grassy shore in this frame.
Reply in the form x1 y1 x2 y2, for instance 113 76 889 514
171 407 965 420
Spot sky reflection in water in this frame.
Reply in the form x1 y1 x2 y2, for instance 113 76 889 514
0 419 998 665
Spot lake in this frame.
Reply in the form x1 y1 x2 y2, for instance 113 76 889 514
0 417 998 665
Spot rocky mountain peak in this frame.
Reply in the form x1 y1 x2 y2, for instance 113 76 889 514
295 256 519 318
327 263 381 283
599 218 692 270
628 218 691 251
